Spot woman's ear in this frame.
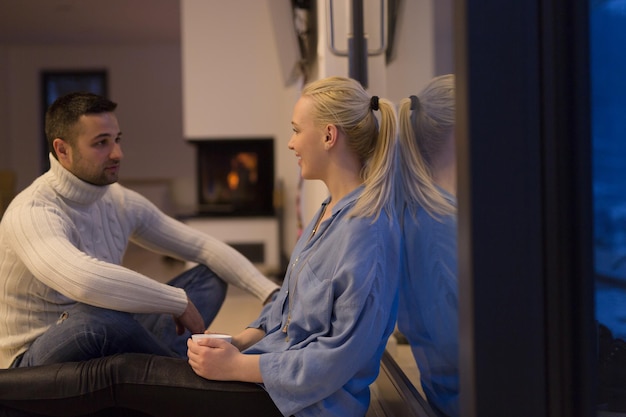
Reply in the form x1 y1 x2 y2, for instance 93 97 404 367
324 124 338 150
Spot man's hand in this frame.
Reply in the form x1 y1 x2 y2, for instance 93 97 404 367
173 298 205 335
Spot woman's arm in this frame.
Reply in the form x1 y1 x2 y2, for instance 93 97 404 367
232 327 266 351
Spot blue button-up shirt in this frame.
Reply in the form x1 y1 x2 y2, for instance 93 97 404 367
246 186 401 417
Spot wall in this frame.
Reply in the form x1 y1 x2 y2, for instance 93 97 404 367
0 0 452 259
0 43 191 196
181 0 306 253
0 47 9 171
181 0 449 252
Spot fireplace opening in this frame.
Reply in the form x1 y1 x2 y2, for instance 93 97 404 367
191 138 275 217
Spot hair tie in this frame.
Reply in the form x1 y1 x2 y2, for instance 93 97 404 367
370 96 379 111
410 95 419 111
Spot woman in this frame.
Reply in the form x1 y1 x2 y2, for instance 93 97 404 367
188 76 400 416
395 74 459 417
0 76 400 417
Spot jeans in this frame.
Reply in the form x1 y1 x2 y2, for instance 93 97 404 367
13 264 227 367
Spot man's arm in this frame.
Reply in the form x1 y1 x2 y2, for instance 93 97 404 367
127 194 280 302
5 202 189 316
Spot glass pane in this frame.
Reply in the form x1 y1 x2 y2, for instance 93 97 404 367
591 1 626 414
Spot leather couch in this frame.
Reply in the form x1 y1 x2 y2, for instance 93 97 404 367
0 353 282 417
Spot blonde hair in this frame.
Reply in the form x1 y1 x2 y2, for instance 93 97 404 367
302 76 397 219
397 74 456 218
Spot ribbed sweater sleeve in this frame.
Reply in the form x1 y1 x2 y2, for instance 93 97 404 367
2 186 189 317
124 189 279 302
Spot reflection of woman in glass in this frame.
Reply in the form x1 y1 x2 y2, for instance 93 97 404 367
396 74 459 417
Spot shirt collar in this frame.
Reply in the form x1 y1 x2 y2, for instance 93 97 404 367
325 184 364 215
45 153 109 205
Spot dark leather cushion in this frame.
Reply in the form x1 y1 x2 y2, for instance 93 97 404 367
0 353 282 417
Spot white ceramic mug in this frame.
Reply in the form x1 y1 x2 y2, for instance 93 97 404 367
191 333 232 343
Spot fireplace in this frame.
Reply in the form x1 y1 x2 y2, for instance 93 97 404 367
191 138 275 217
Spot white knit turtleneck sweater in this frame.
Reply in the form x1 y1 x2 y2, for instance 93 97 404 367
0 155 279 368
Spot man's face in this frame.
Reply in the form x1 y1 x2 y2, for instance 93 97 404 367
57 112 123 185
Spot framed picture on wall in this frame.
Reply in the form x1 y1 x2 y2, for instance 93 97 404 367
40 70 108 172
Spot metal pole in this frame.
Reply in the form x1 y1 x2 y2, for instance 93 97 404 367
348 0 368 88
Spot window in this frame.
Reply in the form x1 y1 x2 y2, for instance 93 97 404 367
591 1 626 413
40 70 108 172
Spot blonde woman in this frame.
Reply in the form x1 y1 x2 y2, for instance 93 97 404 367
188 76 400 416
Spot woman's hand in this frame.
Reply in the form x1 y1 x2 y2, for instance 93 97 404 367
187 338 263 382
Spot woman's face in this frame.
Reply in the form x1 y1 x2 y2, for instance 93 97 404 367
288 96 328 180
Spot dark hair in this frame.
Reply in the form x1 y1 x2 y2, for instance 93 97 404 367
45 92 118 158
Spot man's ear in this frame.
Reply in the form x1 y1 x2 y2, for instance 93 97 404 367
53 138 69 161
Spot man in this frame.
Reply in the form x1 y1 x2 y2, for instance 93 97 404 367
0 92 279 369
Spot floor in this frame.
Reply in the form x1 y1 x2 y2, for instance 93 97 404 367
122 243 424 393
